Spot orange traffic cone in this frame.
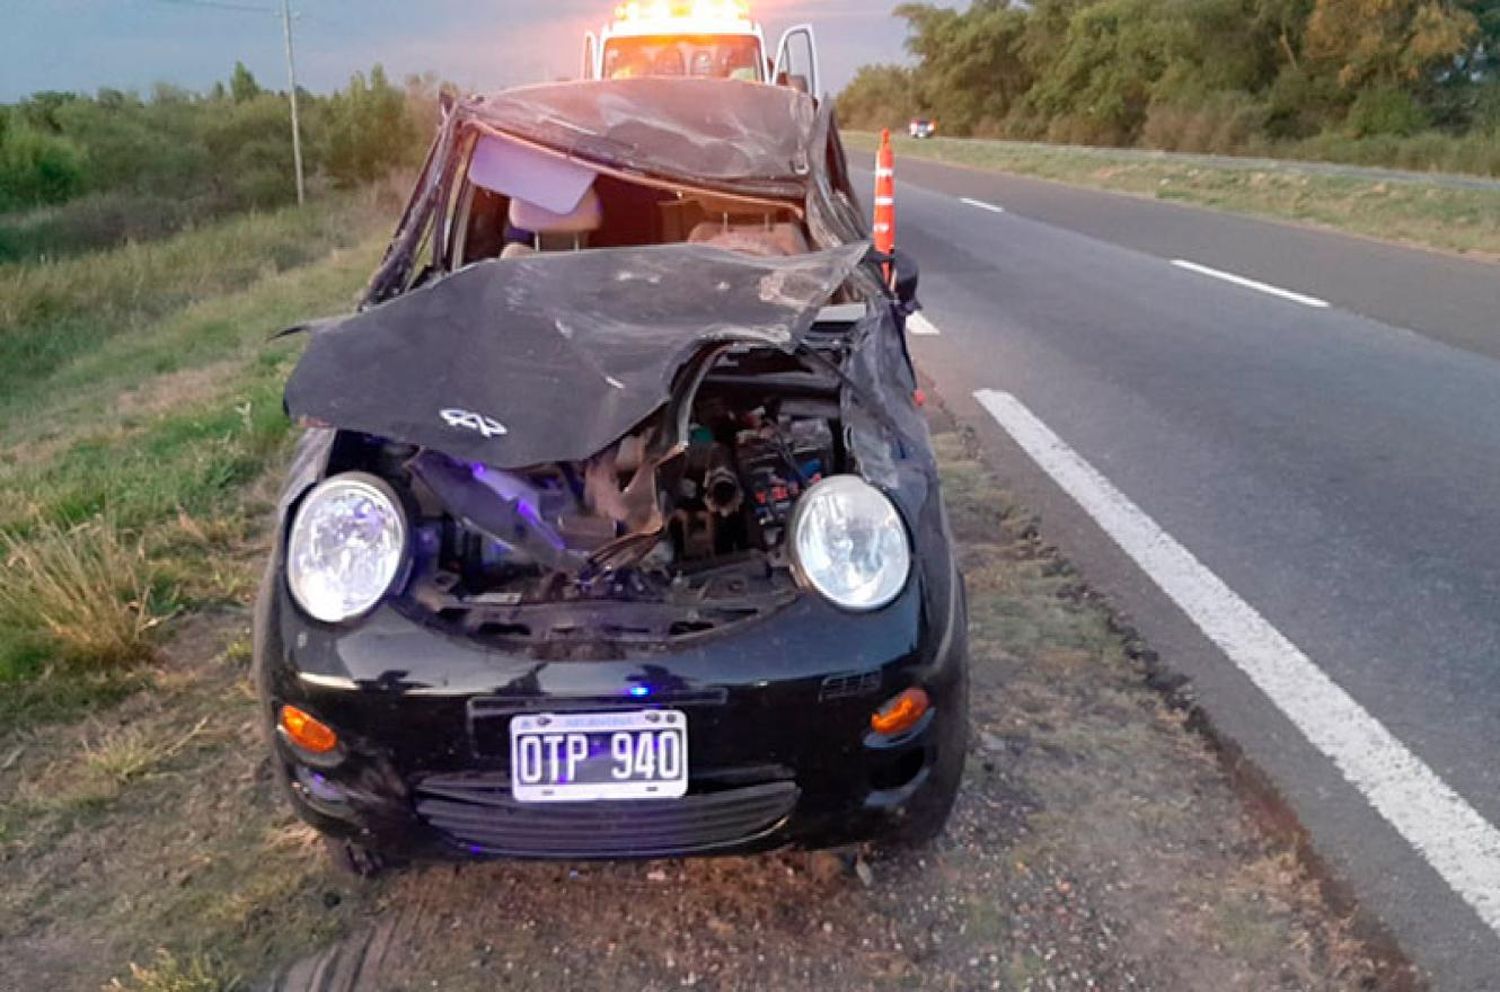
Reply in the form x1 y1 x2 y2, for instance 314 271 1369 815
873 129 896 281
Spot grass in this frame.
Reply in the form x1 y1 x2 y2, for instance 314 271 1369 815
847 132 1500 259
79 717 210 791
105 951 241 992
0 520 168 671
0 186 393 723
1 615 379 988
0 192 396 985
9 716 212 820
0 187 388 417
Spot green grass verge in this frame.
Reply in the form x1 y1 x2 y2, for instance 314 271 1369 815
846 133 1500 259
0 189 392 722
0 190 385 417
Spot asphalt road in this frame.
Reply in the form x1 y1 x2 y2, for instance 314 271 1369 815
857 158 1500 989
878 134 1500 193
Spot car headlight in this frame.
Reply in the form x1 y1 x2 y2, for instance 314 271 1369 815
790 475 911 611
286 473 409 623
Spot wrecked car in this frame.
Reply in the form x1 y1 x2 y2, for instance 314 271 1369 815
253 77 968 871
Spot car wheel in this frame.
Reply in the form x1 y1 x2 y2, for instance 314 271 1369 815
324 836 392 880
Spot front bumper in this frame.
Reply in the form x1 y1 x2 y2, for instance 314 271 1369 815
255 560 967 861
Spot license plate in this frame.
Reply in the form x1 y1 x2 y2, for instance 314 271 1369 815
509 710 688 802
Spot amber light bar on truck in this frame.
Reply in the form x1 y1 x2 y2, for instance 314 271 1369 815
612 0 753 30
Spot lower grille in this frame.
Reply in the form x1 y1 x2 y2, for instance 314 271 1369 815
415 774 799 858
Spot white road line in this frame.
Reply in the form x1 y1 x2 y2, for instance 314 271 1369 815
960 197 1006 215
1171 259 1329 308
973 388 1500 938
907 313 941 336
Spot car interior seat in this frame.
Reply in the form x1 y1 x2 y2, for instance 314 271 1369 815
684 194 809 257
505 187 603 256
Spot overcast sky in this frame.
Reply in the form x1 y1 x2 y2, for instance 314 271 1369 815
1 0 923 102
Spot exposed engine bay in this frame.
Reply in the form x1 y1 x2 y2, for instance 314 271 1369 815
278 239 904 648
334 343 850 645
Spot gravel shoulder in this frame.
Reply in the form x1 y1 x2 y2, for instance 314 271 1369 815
0 399 1413 992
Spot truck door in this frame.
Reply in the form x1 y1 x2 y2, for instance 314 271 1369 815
582 31 599 80
772 24 820 99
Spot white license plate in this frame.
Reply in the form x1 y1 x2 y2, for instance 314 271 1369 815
509 710 688 802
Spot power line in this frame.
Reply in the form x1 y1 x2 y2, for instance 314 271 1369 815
143 0 335 26
148 0 279 14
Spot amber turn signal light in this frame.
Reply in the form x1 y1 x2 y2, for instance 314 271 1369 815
870 688 930 736
280 704 339 754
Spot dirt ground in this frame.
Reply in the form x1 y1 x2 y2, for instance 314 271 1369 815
0 410 1412 992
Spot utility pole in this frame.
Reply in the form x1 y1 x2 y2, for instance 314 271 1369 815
280 0 306 206
149 0 309 205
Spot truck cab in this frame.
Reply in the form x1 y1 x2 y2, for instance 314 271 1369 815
583 1 819 97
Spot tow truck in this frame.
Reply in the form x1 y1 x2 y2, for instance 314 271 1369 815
582 0 820 97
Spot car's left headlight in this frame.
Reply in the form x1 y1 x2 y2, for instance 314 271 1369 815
286 473 409 623
790 475 911 611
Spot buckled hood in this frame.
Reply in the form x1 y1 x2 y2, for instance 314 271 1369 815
283 242 868 468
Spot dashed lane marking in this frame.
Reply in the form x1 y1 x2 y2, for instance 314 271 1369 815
960 197 1006 214
1171 259 1330 308
907 313 941 336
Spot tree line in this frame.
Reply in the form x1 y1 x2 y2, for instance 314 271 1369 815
839 0 1500 173
0 63 439 260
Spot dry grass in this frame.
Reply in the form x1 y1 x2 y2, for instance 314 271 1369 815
105 951 241 992
115 361 246 420
0 196 387 727
12 717 212 814
0 520 171 670
79 717 210 789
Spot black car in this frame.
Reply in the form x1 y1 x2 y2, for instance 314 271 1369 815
253 77 968 872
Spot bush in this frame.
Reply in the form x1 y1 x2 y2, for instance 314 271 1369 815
1044 113 1132 147
1142 94 1269 154
1441 132 1500 174
323 65 419 188
0 63 430 255
836 65 919 132
1346 86 1430 138
1262 68 1346 140
1475 82 1500 135
1287 129 1500 175
0 119 86 210
0 192 202 263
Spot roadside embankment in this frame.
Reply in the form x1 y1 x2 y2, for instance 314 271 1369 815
845 133 1500 260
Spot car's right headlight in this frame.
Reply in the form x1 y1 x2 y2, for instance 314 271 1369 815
790 475 912 612
286 473 409 623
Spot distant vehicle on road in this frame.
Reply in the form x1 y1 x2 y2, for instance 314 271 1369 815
909 118 937 139
254 77 968 874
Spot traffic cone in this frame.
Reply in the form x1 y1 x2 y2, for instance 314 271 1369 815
873 128 896 280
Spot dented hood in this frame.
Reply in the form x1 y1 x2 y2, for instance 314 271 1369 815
284 242 868 468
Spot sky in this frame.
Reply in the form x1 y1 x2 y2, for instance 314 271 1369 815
0 0 924 102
